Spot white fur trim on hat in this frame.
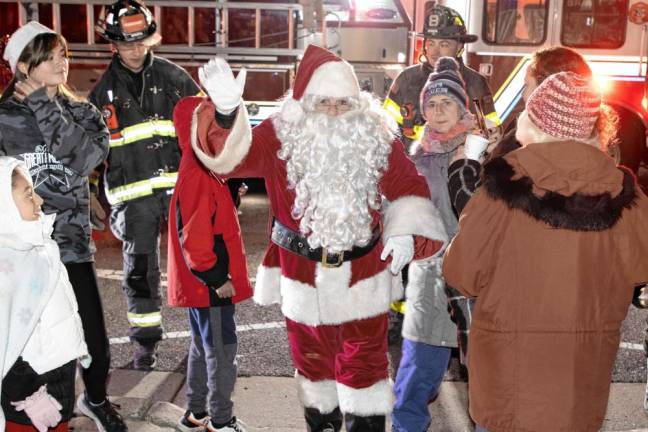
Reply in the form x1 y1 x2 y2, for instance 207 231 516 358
337 379 394 415
4 21 55 73
295 372 339 413
303 60 360 99
279 97 305 124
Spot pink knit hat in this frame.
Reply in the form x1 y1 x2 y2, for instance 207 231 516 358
526 71 600 141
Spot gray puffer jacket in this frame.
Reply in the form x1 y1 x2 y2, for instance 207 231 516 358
0 89 109 263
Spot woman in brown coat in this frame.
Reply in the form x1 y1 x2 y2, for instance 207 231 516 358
443 71 648 432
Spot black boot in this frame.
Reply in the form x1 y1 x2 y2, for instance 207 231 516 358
344 413 386 432
304 406 343 432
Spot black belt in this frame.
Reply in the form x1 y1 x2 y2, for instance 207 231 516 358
271 219 381 268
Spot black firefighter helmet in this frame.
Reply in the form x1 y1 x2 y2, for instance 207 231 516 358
95 0 160 44
421 4 478 43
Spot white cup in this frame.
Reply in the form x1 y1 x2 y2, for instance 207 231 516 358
464 134 490 161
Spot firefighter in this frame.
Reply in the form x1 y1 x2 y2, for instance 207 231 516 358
383 4 500 345
383 4 500 151
89 0 201 371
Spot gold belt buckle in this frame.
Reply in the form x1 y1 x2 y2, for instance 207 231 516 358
321 247 344 268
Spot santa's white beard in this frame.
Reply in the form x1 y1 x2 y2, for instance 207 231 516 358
274 92 396 253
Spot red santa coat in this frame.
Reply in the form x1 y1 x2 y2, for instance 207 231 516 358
181 99 447 325
166 97 252 307
177 98 447 415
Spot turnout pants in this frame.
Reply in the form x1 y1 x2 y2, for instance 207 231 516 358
286 314 391 417
110 194 169 344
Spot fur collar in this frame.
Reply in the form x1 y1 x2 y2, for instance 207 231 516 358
482 157 638 231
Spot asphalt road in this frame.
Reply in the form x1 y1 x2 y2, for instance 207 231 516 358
93 191 648 384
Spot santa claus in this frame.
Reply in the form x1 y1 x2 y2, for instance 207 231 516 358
173 45 448 432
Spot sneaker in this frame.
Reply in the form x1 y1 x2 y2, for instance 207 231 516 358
320 423 336 432
206 416 247 432
133 342 158 371
76 393 128 432
178 410 210 432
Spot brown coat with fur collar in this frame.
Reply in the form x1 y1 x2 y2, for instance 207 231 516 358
443 141 648 432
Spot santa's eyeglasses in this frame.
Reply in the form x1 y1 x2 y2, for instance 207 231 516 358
313 97 353 114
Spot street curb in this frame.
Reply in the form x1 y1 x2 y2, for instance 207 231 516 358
72 371 648 432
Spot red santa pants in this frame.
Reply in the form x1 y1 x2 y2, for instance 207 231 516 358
286 313 390 415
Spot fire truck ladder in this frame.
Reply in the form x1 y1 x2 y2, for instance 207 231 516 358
1 0 306 63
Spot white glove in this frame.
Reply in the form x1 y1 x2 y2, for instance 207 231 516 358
380 235 414 275
198 57 247 115
464 134 490 161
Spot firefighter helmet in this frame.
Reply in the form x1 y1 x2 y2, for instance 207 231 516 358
95 0 160 44
421 4 478 43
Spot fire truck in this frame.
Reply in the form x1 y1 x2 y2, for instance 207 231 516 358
455 0 648 171
0 0 414 124
1 0 646 170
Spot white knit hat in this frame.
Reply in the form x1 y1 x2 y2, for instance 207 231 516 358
3 21 55 74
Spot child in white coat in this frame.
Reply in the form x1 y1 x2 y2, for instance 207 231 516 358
0 156 89 432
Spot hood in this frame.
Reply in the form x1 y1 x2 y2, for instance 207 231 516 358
482 141 637 231
0 157 56 250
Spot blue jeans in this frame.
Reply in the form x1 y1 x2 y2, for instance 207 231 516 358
391 339 452 432
475 426 490 432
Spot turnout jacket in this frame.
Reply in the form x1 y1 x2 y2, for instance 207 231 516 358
443 141 648 432
167 97 252 307
89 53 200 205
384 61 498 150
0 89 109 263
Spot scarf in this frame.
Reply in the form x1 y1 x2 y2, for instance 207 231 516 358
417 112 476 155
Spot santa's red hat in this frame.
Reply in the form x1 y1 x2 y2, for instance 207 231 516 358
280 44 360 123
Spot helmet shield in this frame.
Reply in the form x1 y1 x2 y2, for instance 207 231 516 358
421 5 478 43
96 0 160 44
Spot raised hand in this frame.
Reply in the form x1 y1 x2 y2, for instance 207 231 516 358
198 57 247 115
14 77 44 102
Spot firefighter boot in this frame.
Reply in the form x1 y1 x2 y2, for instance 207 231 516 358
304 407 343 432
344 413 386 432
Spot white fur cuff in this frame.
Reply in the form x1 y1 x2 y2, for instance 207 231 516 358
383 196 448 257
337 379 393 415
253 265 282 306
190 101 252 175
296 372 339 414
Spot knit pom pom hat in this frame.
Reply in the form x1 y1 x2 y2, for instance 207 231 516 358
526 71 601 141
420 56 469 117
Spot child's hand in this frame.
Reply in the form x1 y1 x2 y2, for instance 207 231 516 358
215 281 236 298
11 385 62 432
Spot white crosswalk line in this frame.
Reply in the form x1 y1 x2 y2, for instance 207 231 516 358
96 268 255 288
108 321 285 345
620 342 644 351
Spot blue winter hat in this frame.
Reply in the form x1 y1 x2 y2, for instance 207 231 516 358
420 57 469 113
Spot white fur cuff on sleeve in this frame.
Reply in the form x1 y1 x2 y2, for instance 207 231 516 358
191 101 252 175
383 195 448 252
